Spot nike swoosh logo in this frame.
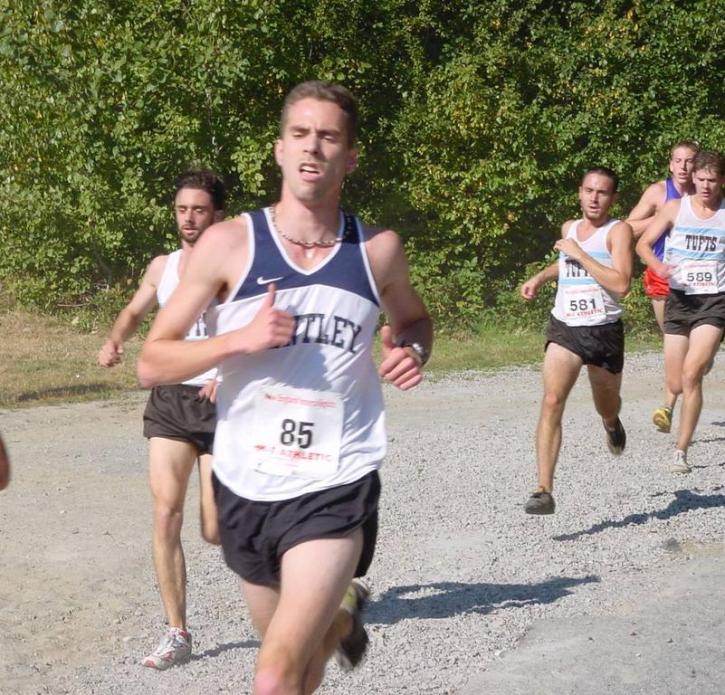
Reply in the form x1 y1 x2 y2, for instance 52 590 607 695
257 276 284 285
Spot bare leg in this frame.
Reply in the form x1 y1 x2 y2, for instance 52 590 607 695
587 364 622 426
247 531 363 695
302 609 354 694
198 453 220 545
0 434 9 491
535 343 582 492
241 577 352 689
148 437 197 629
676 324 724 452
651 297 666 333
652 298 678 410
663 333 689 403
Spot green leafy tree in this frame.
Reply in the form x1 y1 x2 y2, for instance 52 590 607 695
0 0 722 331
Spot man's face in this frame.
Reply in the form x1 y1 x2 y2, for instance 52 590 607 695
275 97 357 204
578 173 617 220
669 147 697 187
692 167 724 205
174 188 218 245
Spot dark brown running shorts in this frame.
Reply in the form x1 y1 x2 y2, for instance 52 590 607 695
143 383 216 455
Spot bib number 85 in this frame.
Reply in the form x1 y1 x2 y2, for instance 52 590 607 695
280 419 314 449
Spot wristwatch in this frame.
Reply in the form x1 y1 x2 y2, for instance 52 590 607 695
394 338 430 366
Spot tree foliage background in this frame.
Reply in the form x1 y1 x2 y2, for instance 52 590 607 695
0 0 722 329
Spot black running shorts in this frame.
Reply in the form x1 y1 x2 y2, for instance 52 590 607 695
143 384 216 455
545 315 624 374
213 471 381 587
664 290 725 337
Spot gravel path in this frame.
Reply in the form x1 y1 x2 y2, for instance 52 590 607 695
1 351 723 694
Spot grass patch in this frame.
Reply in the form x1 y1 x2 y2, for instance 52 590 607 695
428 325 663 375
0 310 142 409
0 309 665 409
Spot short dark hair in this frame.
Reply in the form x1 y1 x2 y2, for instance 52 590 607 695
280 81 358 146
174 169 226 210
582 166 619 193
693 150 724 176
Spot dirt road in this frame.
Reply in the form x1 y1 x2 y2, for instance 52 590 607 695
1 352 723 694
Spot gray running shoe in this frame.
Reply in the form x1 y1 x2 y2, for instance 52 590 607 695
524 487 555 515
605 417 626 455
336 579 370 671
671 449 691 474
142 627 192 670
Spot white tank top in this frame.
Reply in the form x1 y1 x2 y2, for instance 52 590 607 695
551 219 622 326
157 250 217 386
207 208 385 502
664 196 725 294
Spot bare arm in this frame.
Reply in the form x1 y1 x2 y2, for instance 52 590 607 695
520 221 571 300
0 433 9 491
98 255 166 367
556 221 633 297
635 199 679 279
137 220 294 387
626 181 665 239
520 261 559 300
366 228 432 391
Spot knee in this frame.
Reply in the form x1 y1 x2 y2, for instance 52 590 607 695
541 391 566 416
253 660 300 695
667 377 683 395
153 502 184 537
681 367 703 392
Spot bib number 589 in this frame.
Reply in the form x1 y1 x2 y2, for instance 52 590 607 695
686 271 713 283
280 419 314 449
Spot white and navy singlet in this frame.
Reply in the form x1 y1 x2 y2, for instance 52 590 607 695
157 249 216 386
208 208 386 502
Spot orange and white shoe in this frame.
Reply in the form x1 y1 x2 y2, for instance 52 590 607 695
142 627 192 670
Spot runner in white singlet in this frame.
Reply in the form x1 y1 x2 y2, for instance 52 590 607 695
636 150 725 474
98 169 226 669
137 82 432 693
520 167 633 515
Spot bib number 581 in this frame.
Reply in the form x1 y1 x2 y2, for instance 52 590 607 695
569 298 598 312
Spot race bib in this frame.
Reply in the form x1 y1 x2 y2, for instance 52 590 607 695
680 260 718 294
251 385 343 479
562 285 606 321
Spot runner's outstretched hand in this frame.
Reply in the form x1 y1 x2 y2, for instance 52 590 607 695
98 339 124 367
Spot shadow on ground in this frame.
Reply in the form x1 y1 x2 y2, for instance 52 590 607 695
554 487 725 542
192 639 259 661
367 575 599 625
14 382 124 402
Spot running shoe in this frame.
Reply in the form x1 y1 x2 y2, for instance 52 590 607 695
605 417 626 455
671 449 691 474
336 579 370 671
142 627 192 670
524 487 555 515
652 406 673 433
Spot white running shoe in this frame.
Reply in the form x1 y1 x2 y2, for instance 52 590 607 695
671 449 691 474
142 627 192 670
